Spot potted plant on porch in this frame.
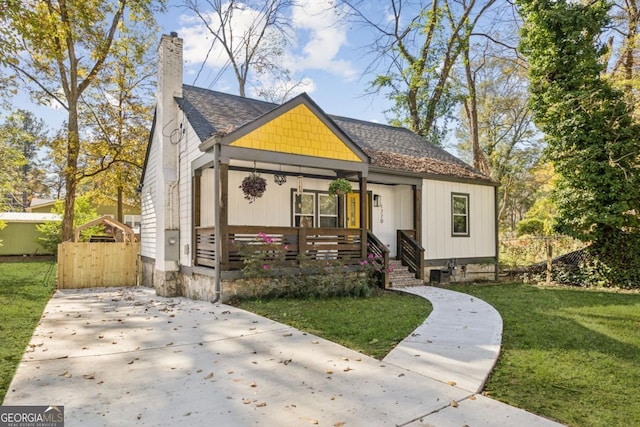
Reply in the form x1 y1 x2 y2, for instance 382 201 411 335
240 172 267 203
328 178 352 196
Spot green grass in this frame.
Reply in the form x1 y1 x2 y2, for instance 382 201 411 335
0 261 56 403
237 290 432 359
448 282 640 427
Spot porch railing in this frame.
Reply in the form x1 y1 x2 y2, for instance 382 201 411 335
367 231 390 288
195 225 366 270
396 229 425 280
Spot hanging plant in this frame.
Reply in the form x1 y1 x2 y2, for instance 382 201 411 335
328 178 352 196
240 172 267 203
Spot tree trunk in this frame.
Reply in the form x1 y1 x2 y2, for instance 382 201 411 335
117 186 123 223
62 101 80 242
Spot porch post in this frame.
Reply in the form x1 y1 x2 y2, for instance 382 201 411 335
193 171 201 266
359 174 367 258
413 184 424 280
219 162 229 271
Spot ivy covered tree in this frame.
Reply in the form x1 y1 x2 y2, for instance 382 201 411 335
518 0 640 287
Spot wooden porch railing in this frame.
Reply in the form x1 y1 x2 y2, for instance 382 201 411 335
396 229 425 280
367 230 390 288
195 225 366 270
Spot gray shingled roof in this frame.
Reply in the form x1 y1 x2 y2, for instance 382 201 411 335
177 85 492 182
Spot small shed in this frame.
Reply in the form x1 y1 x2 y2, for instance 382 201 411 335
0 212 61 256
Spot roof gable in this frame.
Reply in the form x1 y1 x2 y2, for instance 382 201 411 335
223 94 366 163
176 86 492 183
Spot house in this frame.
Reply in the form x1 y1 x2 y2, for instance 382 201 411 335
28 198 141 234
140 33 498 302
0 212 61 256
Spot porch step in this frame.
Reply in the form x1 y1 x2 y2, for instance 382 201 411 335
388 260 424 288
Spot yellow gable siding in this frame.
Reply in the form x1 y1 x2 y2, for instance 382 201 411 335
230 104 362 162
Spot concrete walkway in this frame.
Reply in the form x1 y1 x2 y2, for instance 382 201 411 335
4 286 564 426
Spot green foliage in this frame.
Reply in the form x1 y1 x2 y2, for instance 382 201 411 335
0 262 56 402
0 220 5 247
232 232 378 299
237 291 432 359
518 0 640 287
327 178 352 196
500 235 583 271
449 283 640 426
36 196 102 252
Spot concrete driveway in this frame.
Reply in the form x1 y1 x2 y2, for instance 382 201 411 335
3 287 563 426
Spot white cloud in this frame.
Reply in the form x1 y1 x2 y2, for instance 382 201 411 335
176 0 357 91
290 0 357 80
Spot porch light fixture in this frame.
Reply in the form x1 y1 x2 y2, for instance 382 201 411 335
373 194 381 207
274 165 286 185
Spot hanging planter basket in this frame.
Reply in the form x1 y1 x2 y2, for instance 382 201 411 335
328 178 352 196
240 172 267 203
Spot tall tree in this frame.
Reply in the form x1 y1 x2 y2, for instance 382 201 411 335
1 0 161 241
455 54 540 231
78 19 157 222
340 0 498 143
0 110 49 211
518 0 640 287
182 0 296 98
0 110 50 210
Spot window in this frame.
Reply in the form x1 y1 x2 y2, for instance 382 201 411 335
452 193 469 237
318 194 338 227
293 191 338 227
294 193 315 227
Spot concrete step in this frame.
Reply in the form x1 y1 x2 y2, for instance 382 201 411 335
390 278 425 288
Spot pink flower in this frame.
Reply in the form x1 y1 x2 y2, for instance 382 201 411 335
262 264 270 270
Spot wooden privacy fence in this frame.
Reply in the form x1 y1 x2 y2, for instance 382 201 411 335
57 242 140 289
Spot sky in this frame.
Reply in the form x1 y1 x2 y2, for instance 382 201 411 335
158 0 392 123
7 0 393 131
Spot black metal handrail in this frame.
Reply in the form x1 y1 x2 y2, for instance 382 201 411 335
397 230 425 280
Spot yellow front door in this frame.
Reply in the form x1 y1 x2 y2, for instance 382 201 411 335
346 192 370 229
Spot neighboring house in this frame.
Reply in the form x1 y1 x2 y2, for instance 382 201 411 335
28 198 141 234
0 212 61 256
140 33 498 302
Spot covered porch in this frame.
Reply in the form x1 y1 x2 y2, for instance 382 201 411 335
190 146 424 288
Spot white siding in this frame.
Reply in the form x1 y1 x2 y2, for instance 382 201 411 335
178 120 202 267
368 183 413 257
422 180 496 260
140 132 158 259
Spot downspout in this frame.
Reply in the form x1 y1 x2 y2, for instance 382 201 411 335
213 142 222 303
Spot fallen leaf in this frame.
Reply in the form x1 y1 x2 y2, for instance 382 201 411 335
59 371 71 378
250 382 257 388
283 333 292 337
127 360 134 365
326 370 333 375
447 381 457 386
83 373 95 380
256 402 267 407
204 372 214 380
311 340 319 344
242 399 251 405
98 335 104 339
166 342 173 346
334 422 345 427
451 400 458 408
343 367 353 372
469 395 477 400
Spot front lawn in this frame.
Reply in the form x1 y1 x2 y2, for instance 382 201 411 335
237 291 432 359
448 282 640 427
0 261 56 403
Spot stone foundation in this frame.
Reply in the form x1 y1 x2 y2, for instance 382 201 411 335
426 262 497 284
